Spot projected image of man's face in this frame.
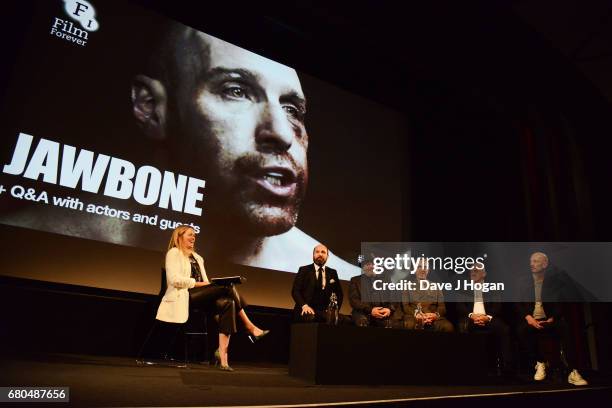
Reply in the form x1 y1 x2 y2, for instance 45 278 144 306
173 32 309 236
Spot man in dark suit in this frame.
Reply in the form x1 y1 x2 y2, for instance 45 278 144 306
457 265 512 374
292 244 344 322
348 260 402 328
516 252 587 385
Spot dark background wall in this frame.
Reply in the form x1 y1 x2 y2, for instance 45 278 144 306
1 0 612 371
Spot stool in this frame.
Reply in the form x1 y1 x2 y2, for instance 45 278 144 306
136 267 211 368
183 311 210 365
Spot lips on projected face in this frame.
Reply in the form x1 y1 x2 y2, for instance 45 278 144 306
251 166 298 198
230 156 306 233
263 172 287 187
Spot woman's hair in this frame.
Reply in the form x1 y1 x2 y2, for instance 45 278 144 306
168 225 194 252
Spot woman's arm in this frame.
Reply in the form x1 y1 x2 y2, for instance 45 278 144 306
165 248 196 289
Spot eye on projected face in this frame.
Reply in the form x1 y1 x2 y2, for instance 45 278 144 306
174 32 309 236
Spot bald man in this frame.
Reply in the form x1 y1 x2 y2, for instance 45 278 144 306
292 244 344 322
516 252 588 385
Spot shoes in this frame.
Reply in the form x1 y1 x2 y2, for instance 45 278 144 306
568 369 588 386
248 329 270 344
534 361 546 381
218 364 234 372
214 349 234 372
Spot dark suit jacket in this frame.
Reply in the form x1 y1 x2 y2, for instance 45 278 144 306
456 282 502 319
348 274 396 316
292 264 343 313
515 266 579 320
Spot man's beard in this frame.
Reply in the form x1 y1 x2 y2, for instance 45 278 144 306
314 256 326 266
169 111 307 238
205 154 307 237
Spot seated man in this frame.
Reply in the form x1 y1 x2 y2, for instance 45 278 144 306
400 259 453 332
292 244 344 322
516 252 588 386
457 265 513 373
349 259 402 328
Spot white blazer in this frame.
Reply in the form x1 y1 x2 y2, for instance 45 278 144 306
156 247 208 323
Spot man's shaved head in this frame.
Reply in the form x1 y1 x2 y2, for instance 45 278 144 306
530 252 549 274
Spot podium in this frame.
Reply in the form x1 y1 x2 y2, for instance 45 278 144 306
289 323 488 385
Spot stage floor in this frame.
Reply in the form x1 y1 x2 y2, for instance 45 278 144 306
1 353 610 407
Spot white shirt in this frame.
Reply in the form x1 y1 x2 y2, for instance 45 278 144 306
469 288 493 321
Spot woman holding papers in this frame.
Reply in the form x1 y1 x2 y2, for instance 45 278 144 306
156 225 269 371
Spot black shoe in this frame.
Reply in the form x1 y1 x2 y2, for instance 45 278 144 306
248 329 270 343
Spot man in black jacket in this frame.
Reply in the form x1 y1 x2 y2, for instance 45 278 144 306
292 244 344 322
457 265 512 374
516 252 587 385
348 260 402 328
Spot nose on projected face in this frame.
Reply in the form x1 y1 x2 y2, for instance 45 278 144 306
63 0 100 31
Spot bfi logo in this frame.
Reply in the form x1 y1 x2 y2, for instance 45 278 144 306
50 0 99 47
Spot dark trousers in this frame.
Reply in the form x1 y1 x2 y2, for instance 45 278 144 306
403 316 454 332
189 284 246 335
139 285 246 359
461 317 513 368
352 310 404 328
516 318 576 368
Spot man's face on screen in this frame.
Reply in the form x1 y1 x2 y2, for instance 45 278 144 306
172 32 308 236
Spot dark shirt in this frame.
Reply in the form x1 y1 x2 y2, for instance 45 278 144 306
515 266 580 320
189 255 203 282
349 274 396 315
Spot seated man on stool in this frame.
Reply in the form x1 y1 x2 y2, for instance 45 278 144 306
457 265 513 375
516 252 588 386
349 259 402 328
292 244 344 322
400 259 453 332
